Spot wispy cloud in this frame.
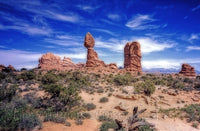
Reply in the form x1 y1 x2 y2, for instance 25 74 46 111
186 46 200 51
92 28 117 36
192 4 200 12
44 34 82 46
126 14 160 30
76 5 99 13
107 14 121 21
45 11 79 23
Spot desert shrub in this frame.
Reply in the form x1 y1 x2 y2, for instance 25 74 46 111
75 119 83 125
0 72 6 82
138 125 154 131
23 92 42 108
99 97 109 103
113 73 133 86
97 88 104 93
192 122 199 129
65 121 71 126
183 78 193 84
43 84 62 97
82 112 91 119
172 81 185 89
194 83 200 90
0 97 37 131
98 115 112 122
181 104 200 122
100 121 118 131
134 80 156 96
59 83 81 111
44 114 66 123
17 70 36 81
0 84 17 101
42 72 58 84
69 71 90 88
19 113 42 130
84 103 96 111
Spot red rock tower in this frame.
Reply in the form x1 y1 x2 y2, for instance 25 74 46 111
124 41 142 73
179 63 196 77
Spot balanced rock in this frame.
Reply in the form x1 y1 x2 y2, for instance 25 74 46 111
84 32 105 67
179 63 196 77
124 41 142 73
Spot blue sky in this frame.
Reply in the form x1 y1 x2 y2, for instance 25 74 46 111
0 0 200 72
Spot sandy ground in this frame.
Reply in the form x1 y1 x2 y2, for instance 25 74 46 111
40 85 200 131
40 119 100 131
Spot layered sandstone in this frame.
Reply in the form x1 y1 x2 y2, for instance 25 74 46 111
179 63 196 77
84 32 106 67
0 64 15 72
124 41 142 73
38 53 82 71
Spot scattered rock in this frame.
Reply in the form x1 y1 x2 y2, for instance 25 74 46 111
179 63 196 77
114 94 137 100
124 41 142 73
167 89 178 96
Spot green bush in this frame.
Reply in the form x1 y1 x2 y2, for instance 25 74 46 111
99 97 109 103
82 112 91 119
98 115 112 122
84 103 96 111
134 80 156 96
17 71 36 81
113 73 133 86
19 113 42 130
43 84 62 98
42 72 58 84
138 125 154 131
0 84 17 101
44 114 66 123
181 104 200 122
100 121 118 131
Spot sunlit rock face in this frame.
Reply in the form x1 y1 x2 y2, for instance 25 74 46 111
124 41 142 73
179 63 196 77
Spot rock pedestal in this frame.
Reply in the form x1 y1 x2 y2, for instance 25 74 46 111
124 41 142 73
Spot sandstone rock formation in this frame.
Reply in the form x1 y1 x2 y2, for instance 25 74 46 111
0 64 15 72
124 41 142 73
179 63 196 77
84 32 106 67
38 53 82 71
0 64 5 71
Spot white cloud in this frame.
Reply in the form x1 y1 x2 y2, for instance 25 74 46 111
107 14 121 21
125 14 160 30
136 37 174 53
95 37 174 54
186 46 200 51
192 4 200 12
142 58 200 70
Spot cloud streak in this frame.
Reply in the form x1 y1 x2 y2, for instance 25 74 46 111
192 4 200 12
186 46 200 51
126 14 159 30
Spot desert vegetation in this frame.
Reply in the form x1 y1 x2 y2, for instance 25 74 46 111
0 68 200 130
